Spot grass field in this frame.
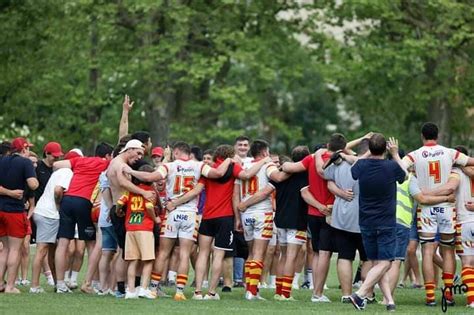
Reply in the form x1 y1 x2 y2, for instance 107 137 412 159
0 256 469 314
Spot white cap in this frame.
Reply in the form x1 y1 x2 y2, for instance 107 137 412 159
119 139 144 154
70 148 84 157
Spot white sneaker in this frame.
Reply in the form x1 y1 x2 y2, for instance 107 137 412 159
192 292 204 300
323 284 329 290
125 290 139 299
202 281 209 289
15 279 22 286
259 282 268 289
138 287 157 299
245 291 257 301
68 281 78 290
468 302 474 309
311 294 331 303
256 293 267 301
47 278 55 287
204 293 220 300
30 287 45 294
56 285 72 293
21 279 31 286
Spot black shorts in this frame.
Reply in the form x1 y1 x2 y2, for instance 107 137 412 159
58 196 95 241
307 215 337 253
199 216 234 251
110 205 126 251
334 228 367 261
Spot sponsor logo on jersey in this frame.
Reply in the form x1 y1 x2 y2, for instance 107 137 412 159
174 214 189 221
177 165 195 174
422 150 445 159
244 217 256 225
430 207 445 215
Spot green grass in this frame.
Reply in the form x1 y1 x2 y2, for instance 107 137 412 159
0 256 468 314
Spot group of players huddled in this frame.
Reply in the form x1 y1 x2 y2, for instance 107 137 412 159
0 96 473 312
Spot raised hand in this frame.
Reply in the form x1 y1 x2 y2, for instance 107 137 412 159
122 94 134 112
387 137 399 156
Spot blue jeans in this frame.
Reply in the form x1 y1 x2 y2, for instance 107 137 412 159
233 257 244 282
360 226 396 261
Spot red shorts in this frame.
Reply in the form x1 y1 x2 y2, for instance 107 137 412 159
0 211 29 238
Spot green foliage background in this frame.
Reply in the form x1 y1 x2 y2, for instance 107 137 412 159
1 0 472 154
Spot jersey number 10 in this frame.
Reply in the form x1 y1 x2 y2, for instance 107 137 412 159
241 176 259 196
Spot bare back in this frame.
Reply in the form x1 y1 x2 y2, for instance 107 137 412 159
106 155 129 205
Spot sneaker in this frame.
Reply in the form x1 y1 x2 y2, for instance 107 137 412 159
192 292 203 300
114 290 126 298
68 281 78 290
341 296 352 304
204 293 220 300
138 287 157 299
300 281 311 289
365 293 377 304
15 279 22 286
425 300 436 307
324 283 329 290
256 293 266 301
21 279 31 286
245 291 257 301
397 283 405 289
125 290 139 299
349 293 367 310
411 284 423 289
273 294 283 301
281 296 297 302
97 289 109 296
47 278 55 287
467 302 474 308
222 286 232 293
386 304 396 312
174 292 187 301
233 281 245 288
56 285 72 293
311 295 331 303
29 287 45 294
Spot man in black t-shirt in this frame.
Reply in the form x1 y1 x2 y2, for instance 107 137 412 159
34 142 64 203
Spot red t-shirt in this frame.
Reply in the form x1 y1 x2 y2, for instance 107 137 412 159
201 161 243 220
65 157 110 201
117 184 155 232
301 153 335 217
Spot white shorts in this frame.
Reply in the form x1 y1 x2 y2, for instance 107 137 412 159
241 211 273 242
455 222 474 256
277 228 307 246
160 210 198 241
418 206 456 235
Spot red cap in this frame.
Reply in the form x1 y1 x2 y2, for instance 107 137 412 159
43 142 64 157
151 146 164 157
11 137 33 152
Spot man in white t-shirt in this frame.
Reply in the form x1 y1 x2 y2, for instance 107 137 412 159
29 149 83 293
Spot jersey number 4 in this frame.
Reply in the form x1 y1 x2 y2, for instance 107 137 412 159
173 175 195 195
428 161 441 184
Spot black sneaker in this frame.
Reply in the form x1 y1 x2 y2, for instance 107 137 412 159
222 286 232 293
233 281 245 288
386 304 396 312
425 300 436 307
349 293 367 310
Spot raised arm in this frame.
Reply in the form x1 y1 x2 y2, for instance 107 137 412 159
346 132 373 151
118 95 133 141
237 185 274 212
167 182 205 211
387 137 408 177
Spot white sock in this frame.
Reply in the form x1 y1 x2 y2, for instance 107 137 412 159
308 270 313 286
269 275 276 286
92 280 100 288
168 271 177 282
293 272 301 286
71 271 79 283
64 271 71 282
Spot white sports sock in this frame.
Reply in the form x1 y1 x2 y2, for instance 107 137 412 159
293 272 301 285
64 270 71 282
168 271 177 282
71 271 79 283
308 270 313 286
269 275 276 286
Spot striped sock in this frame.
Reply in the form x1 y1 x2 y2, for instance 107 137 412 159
462 267 474 305
151 272 161 287
281 275 294 298
176 274 188 293
425 281 436 303
442 272 454 300
245 260 253 291
275 276 283 296
249 261 263 296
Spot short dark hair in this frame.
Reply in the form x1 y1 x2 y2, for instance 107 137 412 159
0 141 11 156
191 146 203 161
131 131 151 144
132 163 154 186
327 133 346 152
213 145 235 160
172 141 191 155
291 145 310 162
279 155 292 164
250 139 269 158
203 149 214 157
454 145 468 155
95 142 114 158
369 133 386 156
421 122 438 140
313 143 326 152
235 135 250 144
